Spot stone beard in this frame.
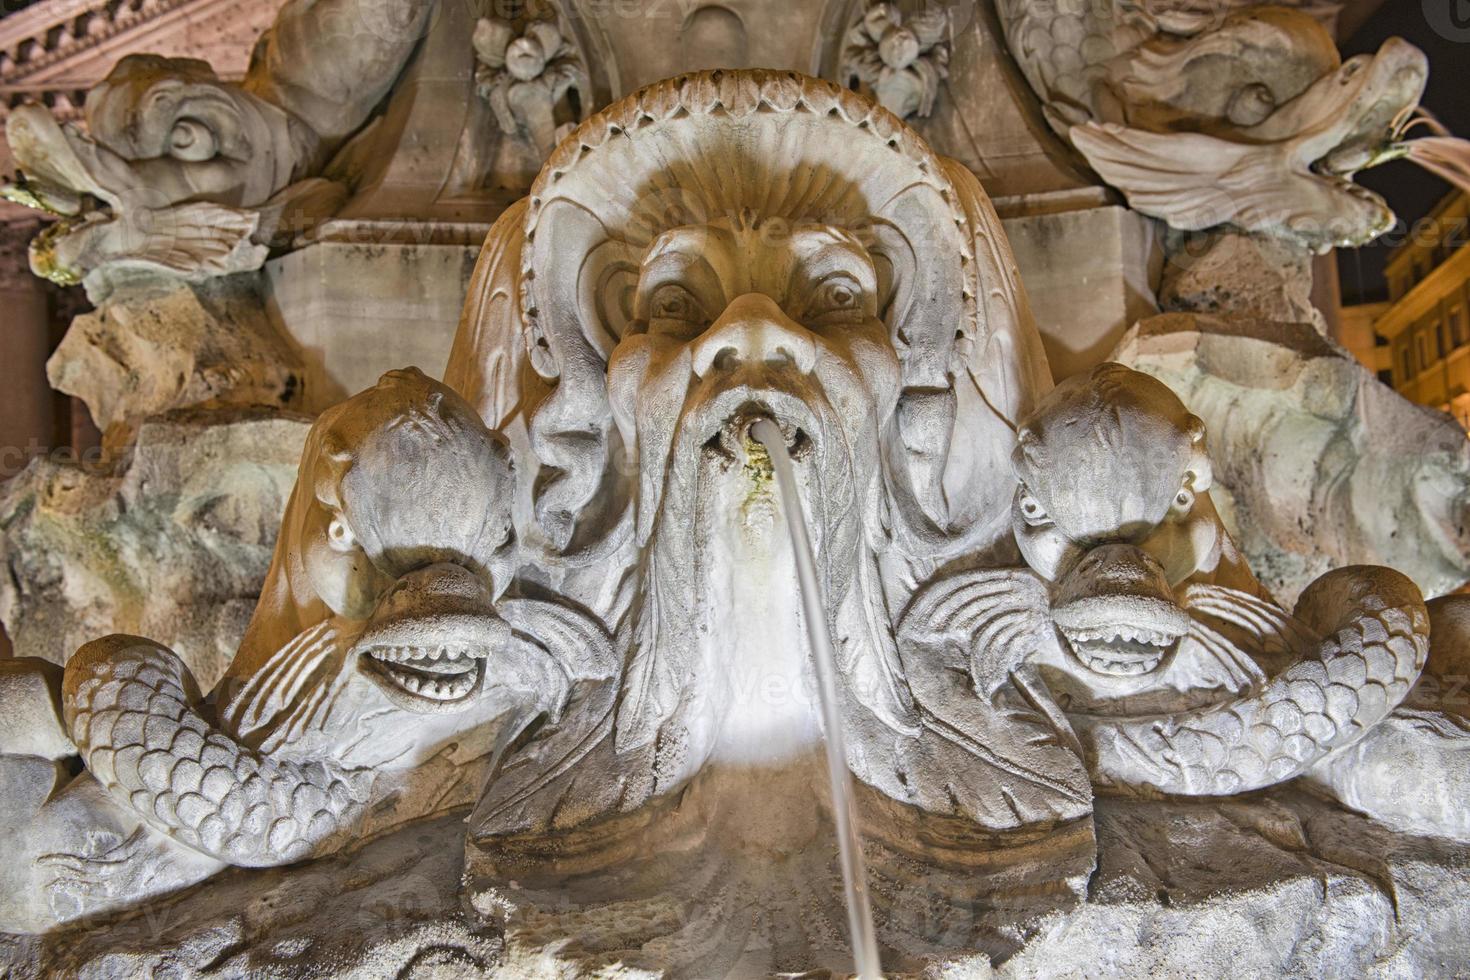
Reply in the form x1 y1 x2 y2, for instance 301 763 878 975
605 215 902 768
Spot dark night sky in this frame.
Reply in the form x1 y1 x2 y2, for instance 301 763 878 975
1337 3 1470 304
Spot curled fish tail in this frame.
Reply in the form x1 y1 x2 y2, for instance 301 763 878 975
63 636 372 867
1079 567 1429 795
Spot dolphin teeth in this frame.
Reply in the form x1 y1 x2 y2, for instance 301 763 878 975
369 646 485 702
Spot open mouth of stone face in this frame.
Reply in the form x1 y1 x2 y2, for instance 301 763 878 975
362 644 488 705
704 411 813 464
1059 624 1179 677
695 390 820 467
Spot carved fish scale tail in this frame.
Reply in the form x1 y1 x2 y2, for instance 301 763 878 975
62 637 374 867
1077 567 1430 796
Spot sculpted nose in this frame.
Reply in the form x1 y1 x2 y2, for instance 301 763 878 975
690 293 817 378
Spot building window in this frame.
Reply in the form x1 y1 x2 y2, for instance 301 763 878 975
1438 320 1450 358
1401 344 1415 381
1452 305 1468 348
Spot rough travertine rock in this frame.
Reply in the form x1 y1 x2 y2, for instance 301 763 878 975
46 275 306 448
1161 230 1325 329
1114 313 1470 604
0 408 310 691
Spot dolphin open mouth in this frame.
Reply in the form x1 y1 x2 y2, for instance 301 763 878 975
1272 40 1429 244
1051 565 1191 678
351 563 508 713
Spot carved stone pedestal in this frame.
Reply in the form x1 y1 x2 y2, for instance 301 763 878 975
1002 204 1163 379
263 221 491 402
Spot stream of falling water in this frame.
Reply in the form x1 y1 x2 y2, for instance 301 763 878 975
750 418 882 980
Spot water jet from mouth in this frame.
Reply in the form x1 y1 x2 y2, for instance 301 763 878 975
750 417 882 980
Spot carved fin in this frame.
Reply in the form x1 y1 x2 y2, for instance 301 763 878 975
117 202 268 278
900 568 1054 695
1070 122 1313 235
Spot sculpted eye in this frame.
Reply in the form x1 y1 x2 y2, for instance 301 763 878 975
806 275 866 323
327 514 357 552
1018 490 1049 526
168 117 218 162
1172 486 1195 514
648 284 706 331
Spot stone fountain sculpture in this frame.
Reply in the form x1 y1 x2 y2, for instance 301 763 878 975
6 65 1470 977
2 0 434 291
994 0 1429 251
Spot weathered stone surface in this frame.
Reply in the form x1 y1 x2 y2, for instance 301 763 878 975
1161 229 1325 329
47 275 306 448
1004 205 1162 379
0 810 502 979
0 408 310 691
1115 313 1470 605
1004 791 1470 978
5 792 1468 978
0 659 71 760
263 226 483 402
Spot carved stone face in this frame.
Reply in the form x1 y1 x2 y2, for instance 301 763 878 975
607 216 900 556
1012 364 1220 679
604 215 900 759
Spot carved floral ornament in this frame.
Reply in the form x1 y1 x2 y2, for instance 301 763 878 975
839 1 952 120
5 70 1470 973
471 0 591 158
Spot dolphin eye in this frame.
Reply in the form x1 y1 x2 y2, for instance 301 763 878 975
1018 490 1049 526
168 117 218 162
1172 486 1195 514
327 514 357 553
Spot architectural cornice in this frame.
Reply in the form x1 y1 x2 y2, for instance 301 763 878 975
0 0 281 118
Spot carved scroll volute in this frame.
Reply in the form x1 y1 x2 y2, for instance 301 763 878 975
878 156 1054 562
445 191 630 566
